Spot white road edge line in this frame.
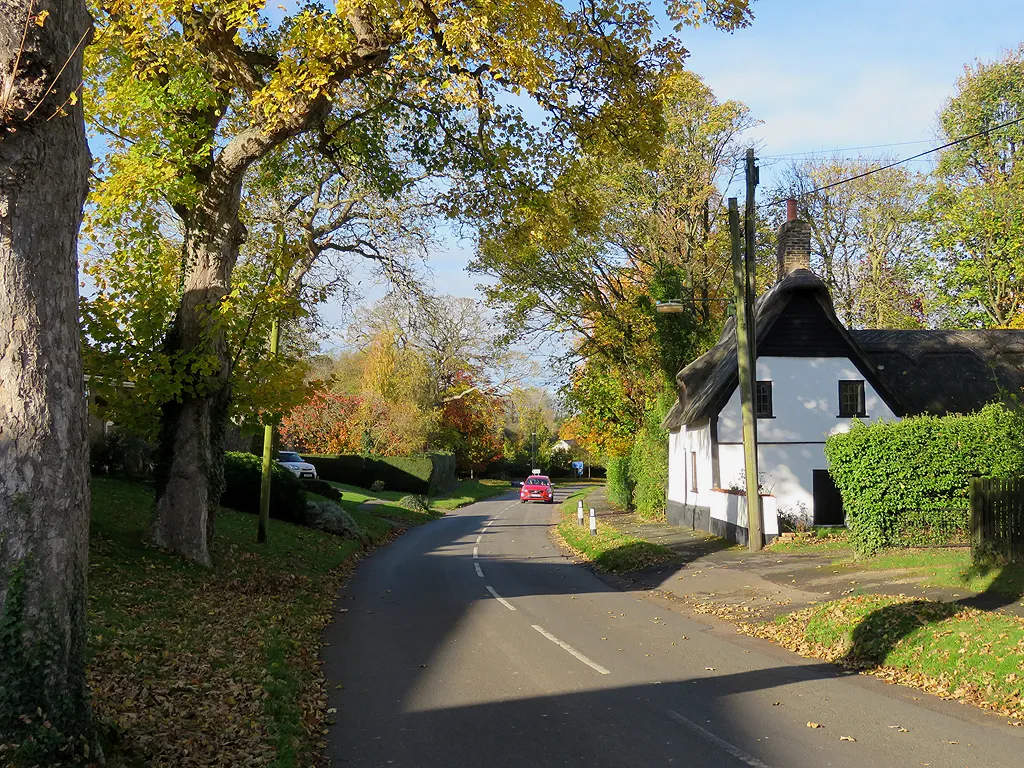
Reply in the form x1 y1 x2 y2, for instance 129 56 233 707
531 625 610 675
473 546 479 559
665 709 772 768
474 563 484 578
486 586 516 611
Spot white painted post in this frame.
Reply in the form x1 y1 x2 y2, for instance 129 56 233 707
589 507 597 536
577 499 584 526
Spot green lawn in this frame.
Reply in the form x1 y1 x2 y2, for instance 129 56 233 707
555 490 675 574
325 481 406 503
326 478 510 513
751 593 1024 720
88 477 367 767
431 478 512 510
836 548 1024 596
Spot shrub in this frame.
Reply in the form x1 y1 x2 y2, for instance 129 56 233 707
302 453 456 495
90 429 155 477
825 403 1024 556
305 500 367 544
221 452 307 524
398 494 432 514
606 455 634 510
370 480 386 492
302 479 343 502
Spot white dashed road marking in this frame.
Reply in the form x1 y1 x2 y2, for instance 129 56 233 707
476 535 482 544
486 586 516 611
474 563 483 578
530 625 610 675
473 546 478 559
664 710 772 768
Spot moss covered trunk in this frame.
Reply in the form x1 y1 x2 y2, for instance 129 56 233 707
0 0 94 754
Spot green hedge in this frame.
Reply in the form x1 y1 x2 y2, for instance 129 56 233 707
606 455 634 510
627 395 672 521
221 451 307 524
302 453 456 495
825 404 1024 556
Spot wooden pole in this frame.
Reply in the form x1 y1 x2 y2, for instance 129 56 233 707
258 228 286 544
730 198 763 552
744 149 764 551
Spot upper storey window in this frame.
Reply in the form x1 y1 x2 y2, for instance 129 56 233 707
839 380 866 418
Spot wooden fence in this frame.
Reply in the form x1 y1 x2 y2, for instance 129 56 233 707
970 477 1024 562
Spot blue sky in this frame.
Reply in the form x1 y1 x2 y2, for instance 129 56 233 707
329 0 1024 336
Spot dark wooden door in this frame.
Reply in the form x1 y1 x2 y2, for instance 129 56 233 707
812 469 845 526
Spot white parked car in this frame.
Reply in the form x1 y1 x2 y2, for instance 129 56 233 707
277 451 318 479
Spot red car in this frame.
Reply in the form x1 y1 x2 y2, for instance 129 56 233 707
520 474 554 503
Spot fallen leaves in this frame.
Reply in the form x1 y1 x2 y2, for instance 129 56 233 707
807 721 822 729
85 482 391 768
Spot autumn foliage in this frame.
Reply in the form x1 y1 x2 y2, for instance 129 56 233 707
280 391 363 454
437 380 506 474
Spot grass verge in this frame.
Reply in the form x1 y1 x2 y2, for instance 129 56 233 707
431 479 511 510
88 476 385 767
325 482 406 503
311 486 443 531
767 530 851 554
744 594 1024 722
554 490 675 574
836 548 1024 596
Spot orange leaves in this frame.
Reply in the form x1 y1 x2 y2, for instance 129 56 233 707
280 391 364 454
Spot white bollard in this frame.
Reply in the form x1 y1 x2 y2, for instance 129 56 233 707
589 507 597 536
577 499 584 526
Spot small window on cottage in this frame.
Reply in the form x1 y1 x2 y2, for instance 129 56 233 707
755 381 773 418
690 452 698 492
838 380 866 418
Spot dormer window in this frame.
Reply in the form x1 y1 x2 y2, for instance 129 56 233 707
839 380 866 418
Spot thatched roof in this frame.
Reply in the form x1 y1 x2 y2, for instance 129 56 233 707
853 329 1024 416
662 269 900 430
663 269 1024 431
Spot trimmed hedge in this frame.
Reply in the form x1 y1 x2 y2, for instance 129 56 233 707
221 451 307 524
302 453 456 495
825 404 1024 556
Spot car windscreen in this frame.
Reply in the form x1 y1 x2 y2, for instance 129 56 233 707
525 477 549 486
278 452 302 463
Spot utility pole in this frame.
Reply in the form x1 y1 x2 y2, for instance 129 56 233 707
730 198 762 553
743 149 763 551
258 227 286 544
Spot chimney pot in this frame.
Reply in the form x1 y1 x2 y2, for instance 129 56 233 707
786 198 797 222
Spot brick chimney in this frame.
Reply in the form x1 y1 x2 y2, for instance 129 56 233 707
776 198 812 280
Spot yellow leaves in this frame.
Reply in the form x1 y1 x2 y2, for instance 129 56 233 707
34 9 49 26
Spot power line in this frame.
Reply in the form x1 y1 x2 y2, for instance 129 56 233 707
761 138 939 160
762 114 1024 207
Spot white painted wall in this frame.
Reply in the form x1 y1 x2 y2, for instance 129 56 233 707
667 421 713 508
667 428 686 504
709 490 779 536
717 356 899 521
718 356 897 443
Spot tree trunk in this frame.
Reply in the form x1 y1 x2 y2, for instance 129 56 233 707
0 0 94 754
149 193 244 567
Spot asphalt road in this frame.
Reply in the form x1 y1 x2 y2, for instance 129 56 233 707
323 486 1024 767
